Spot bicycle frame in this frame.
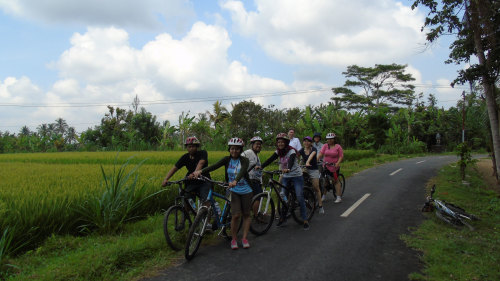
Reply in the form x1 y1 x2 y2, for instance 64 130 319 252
196 176 232 236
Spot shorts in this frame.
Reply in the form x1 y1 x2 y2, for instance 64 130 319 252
184 181 212 202
304 168 320 179
249 179 263 194
323 167 340 181
230 192 253 216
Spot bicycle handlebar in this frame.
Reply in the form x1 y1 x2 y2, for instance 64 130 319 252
197 175 230 188
164 177 190 186
263 170 283 175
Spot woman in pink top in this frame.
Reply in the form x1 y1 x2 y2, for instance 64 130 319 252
317 133 344 203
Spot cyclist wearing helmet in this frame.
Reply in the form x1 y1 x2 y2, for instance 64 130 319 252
191 137 253 250
300 136 324 214
161 136 212 205
317 133 344 203
261 133 310 230
242 136 264 216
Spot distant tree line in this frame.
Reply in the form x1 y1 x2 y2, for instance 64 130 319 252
0 64 490 154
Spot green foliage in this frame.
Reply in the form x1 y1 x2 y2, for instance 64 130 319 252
0 227 17 278
75 156 163 234
402 163 500 281
456 142 476 180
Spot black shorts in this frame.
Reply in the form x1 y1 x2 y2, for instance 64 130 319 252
184 181 212 202
249 179 263 194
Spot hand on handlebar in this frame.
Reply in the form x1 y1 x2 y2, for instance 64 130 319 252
282 168 290 173
228 180 237 188
161 179 169 187
189 170 202 179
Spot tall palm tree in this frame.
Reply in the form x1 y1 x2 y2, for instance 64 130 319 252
206 100 230 129
54 118 69 136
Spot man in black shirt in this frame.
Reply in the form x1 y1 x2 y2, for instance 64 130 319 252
161 137 212 203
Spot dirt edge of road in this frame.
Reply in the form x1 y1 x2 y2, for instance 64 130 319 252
476 158 500 194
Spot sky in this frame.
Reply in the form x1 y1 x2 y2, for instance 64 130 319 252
0 0 470 133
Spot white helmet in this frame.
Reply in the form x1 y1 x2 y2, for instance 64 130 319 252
326 133 336 139
250 136 263 144
228 137 244 146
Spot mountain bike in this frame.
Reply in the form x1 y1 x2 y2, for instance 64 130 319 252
422 185 480 230
185 176 240 260
162 178 199 251
261 170 315 226
319 162 345 199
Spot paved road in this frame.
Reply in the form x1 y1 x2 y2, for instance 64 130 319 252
146 155 458 281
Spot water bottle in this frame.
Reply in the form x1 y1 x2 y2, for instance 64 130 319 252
280 191 288 203
214 201 222 216
187 198 196 210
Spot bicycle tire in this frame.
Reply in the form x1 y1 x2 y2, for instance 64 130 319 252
163 205 193 251
435 210 463 228
250 193 275 235
445 202 480 221
185 207 209 260
335 173 346 198
291 187 316 224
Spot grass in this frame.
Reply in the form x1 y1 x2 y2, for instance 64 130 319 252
402 161 500 281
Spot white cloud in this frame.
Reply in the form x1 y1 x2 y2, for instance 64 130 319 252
0 0 195 31
222 0 426 66
1 23 290 132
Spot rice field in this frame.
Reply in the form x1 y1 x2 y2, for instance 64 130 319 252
0 149 371 253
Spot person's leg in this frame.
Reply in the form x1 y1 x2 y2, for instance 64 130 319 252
292 176 308 222
240 193 253 243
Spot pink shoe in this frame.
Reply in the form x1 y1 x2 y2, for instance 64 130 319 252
231 239 238 250
242 239 250 249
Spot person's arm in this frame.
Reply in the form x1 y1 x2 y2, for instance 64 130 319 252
286 153 296 171
195 151 208 171
295 139 302 151
306 151 316 166
162 166 179 187
261 153 278 169
335 145 344 168
191 157 227 178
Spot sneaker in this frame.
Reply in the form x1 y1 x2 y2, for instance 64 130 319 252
231 239 238 250
334 197 342 203
242 239 250 249
319 206 325 214
321 195 326 201
276 217 287 227
303 222 310 230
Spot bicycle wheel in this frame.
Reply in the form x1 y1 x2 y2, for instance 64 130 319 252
291 187 316 224
185 207 209 260
335 173 346 198
163 205 193 251
446 203 480 221
435 210 463 228
250 193 275 236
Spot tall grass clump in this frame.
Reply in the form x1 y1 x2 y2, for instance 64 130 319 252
0 227 18 278
75 156 163 234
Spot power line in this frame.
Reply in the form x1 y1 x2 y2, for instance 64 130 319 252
0 83 466 108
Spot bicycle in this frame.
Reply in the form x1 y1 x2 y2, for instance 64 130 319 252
184 175 241 260
422 185 480 230
319 162 345 199
162 177 199 251
261 170 315 227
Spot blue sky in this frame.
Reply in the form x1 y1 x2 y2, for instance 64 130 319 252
0 0 468 133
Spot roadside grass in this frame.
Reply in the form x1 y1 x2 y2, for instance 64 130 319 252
4 152 415 281
402 161 500 281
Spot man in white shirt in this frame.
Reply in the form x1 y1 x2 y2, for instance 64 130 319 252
288 128 302 151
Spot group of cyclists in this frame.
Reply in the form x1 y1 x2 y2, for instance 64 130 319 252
161 128 344 251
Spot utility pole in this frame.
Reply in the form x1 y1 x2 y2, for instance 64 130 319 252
462 91 466 143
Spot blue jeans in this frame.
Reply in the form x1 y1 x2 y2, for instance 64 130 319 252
282 176 307 221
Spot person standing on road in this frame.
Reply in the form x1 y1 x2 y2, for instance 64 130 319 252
191 137 253 250
241 136 264 214
161 136 212 206
317 133 344 203
261 133 310 230
288 128 302 151
300 136 324 214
